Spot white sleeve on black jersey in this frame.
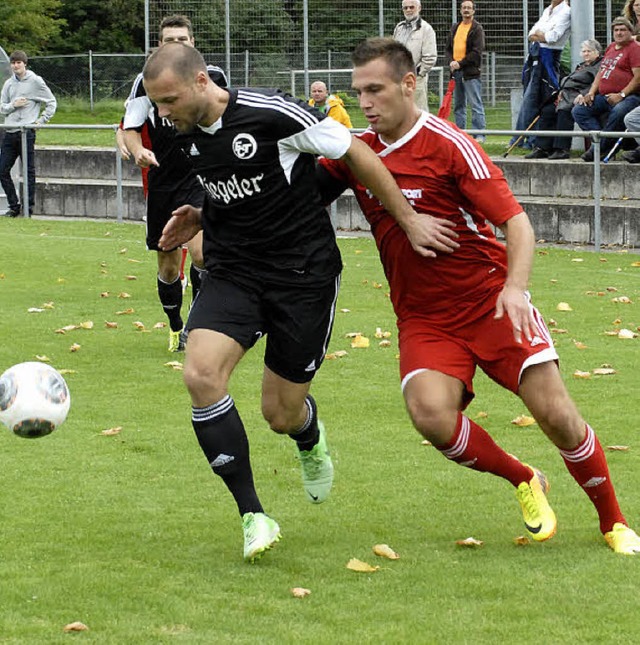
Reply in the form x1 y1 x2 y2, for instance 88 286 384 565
123 95 152 130
280 117 352 159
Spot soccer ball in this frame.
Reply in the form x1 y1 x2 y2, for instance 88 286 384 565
0 362 71 438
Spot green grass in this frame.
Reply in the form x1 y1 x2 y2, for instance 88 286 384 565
1 219 640 643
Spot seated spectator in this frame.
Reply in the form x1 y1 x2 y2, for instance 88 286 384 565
622 0 640 38
572 17 640 162
525 39 603 159
622 104 640 161
308 81 352 128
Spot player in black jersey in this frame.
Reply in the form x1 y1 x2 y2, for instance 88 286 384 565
143 43 423 563
117 15 227 352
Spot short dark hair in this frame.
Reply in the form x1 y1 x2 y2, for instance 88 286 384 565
351 38 414 82
159 14 194 38
144 42 207 82
9 50 28 64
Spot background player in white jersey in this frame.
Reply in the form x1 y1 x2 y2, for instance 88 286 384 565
318 37 640 555
117 15 227 352
143 42 427 563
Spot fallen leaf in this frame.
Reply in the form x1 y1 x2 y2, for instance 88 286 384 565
373 544 400 560
476 411 489 419
556 302 573 311
133 321 146 330
164 361 183 370
548 319 557 327
573 370 591 379
571 258 584 263
606 445 629 451
101 426 122 436
105 321 118 328
127 258 142 263
153 322 167 329
28 307 45 313
631 261 640 267
118 292 131 299
42 302 55 309
70 343 81 352
125 275 138 281
421 439 432 446
612 296 632 304
345 332 363 338
291 587 311 598
63 622 88 632
612 318 622 325
618 329 637 339
351 334 370 349
35 355 51 362
372 282 383 289
606 286 618 292
60 324 78 332
455 537 484 547
79 321 94 329
379 340 391 347
550 279 558 284
58 369 76 375
115 308 135 315
550 328 568 334
346 558 379 573
118 248 127 254
513 536 530 546
339 308 351 313
573 341 588 350
100 291 110 298
511 415 536 427
592 367 616 376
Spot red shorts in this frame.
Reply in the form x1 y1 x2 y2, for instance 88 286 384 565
398 293 558 407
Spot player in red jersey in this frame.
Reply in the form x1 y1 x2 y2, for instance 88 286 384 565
318 37 640 554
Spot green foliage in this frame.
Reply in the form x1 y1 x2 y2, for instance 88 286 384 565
0 222 640 642
0 0 64 55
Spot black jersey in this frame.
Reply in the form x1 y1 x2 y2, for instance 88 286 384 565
123 65 227 189
179 87 352 287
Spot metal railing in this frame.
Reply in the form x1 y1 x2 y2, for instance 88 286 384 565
1 123 636 251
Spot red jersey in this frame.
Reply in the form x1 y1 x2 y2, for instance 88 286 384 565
599 40 640 95
319 113 523 324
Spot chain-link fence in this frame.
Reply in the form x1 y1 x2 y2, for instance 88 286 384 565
27 1 620 117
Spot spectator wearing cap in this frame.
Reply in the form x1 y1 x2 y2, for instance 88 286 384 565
0 50 57 217
572 16 640 161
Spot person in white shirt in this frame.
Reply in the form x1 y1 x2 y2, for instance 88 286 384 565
510 0 571 149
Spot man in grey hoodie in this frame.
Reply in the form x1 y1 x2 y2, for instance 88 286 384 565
0 50 57 217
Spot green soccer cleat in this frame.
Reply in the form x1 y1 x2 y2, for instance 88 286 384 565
298 420 334 504
168 329 185 352
516 466 557 542
604 523 640 555
242 512 281 563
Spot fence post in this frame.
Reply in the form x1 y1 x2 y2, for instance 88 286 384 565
245 50 249 86
20 127 30 217
89 50 94 111
592 133 601 251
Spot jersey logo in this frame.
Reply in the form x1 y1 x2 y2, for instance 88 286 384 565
232 133 258 159
189 143 200 156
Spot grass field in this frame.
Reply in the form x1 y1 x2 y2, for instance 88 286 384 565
1 219 639 643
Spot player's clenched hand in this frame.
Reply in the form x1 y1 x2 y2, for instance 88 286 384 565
403 212 459 258
159 205 202 250
133 147 159 168
494 285 538 344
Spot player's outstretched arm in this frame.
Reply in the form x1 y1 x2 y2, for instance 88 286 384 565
495 211 539 344
122 130 159 168
115 127 131 160
342 137 459 258
159 205 203 251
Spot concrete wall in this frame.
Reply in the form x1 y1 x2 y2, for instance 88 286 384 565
15 146 640 246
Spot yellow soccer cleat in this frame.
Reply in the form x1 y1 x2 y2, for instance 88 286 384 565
168 329 185 353
604 523 640 555
515 466 557 542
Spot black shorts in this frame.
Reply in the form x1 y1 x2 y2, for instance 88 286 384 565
187 274 341 383
145 181 205 251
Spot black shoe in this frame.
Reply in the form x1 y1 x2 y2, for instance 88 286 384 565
4 207 20 218
622 148 640 163
548 150 570 160
524 147 550 159
581 149 594 162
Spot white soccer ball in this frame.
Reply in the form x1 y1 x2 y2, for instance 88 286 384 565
0 362 71 438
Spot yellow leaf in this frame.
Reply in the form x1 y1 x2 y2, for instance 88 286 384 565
100 291 110 298
556 302 573 311
291 587 311 598
571 258 584 263
612 296 632 304
105 321 118 328
346 558 379 573
372 282 383 289
153 322 167 329
573 370 591 379
550 328 568 334
61 324 78 332
421 439 432 446
548 318 557 327
592 367 616 376
118 248 127 254
35 355 51 362
63 622 89 633
606 286 618 292
345 332 363 338
513 535 530 546
79 321 94 329
455 537 484 547
58 369 76 375
133 321 146 330
339 308 351 313
631 261 640 267
127 258 142 263
101 426 122 436
476 411 489 419
351 334 370 349
573 341 588 350
28 307 45 313
164 361 183 371
42 302 55 309
618 329 637 339
379 340 391 348
115 308 135 315
70 343 81 352
511 415 536 427
118 292 131 299
606 445 629 451
373 544 400 560
125 275 138 281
